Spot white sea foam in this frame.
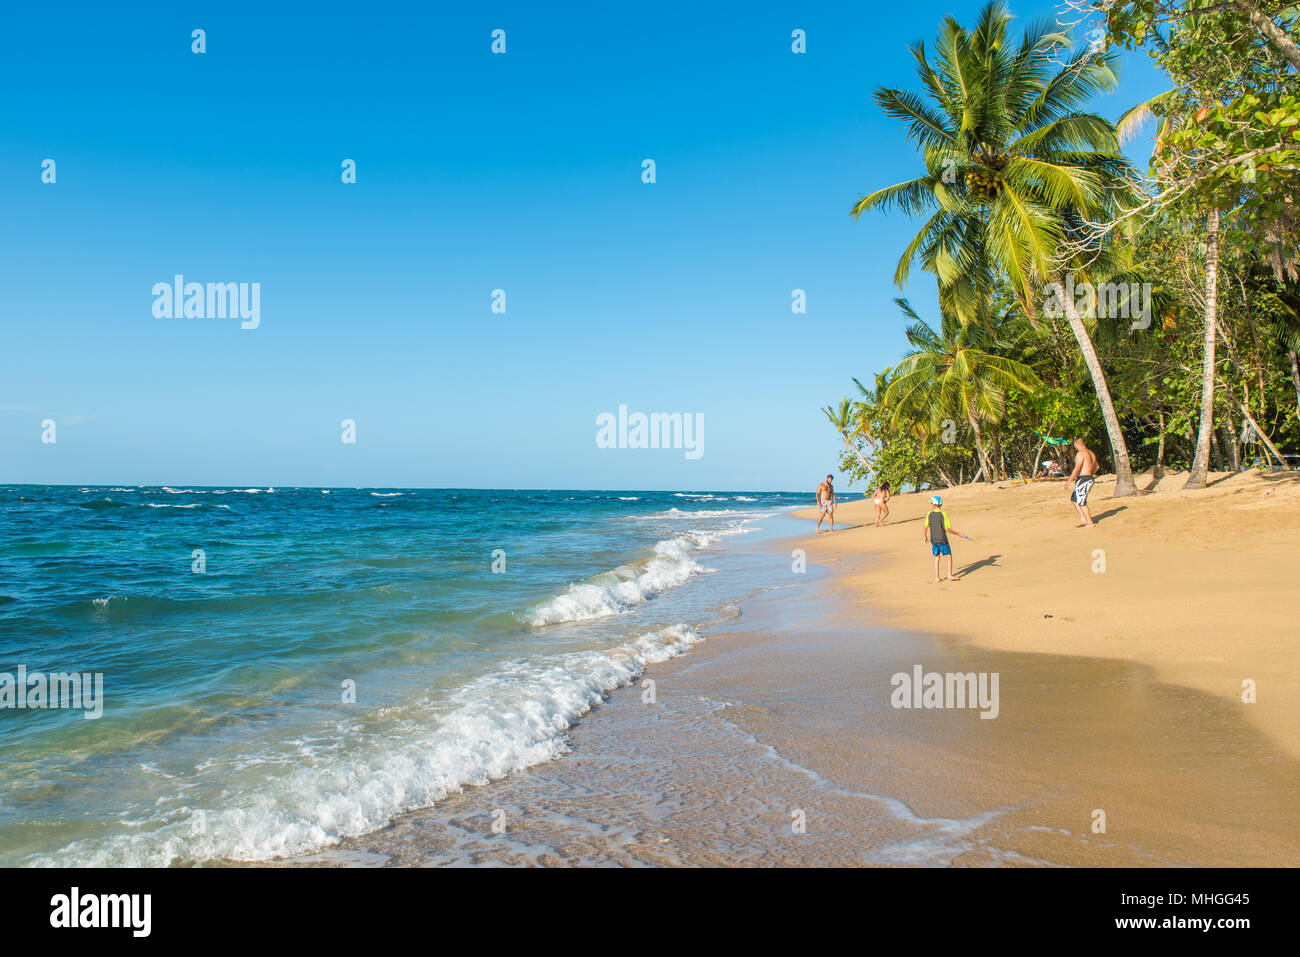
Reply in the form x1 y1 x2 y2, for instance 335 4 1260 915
370 492 404 498
144 502 230 510
652 507 748 519
529 537 701 625
28 624 702 867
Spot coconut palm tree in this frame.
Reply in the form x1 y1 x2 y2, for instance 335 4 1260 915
850 372 890 446
882 297 1041 483
822 397 876 477
852 1 1141 495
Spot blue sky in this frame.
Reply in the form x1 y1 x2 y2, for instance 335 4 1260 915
0 0 1164 491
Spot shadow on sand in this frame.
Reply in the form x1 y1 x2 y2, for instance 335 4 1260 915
1089 506 1127 524
956 553 1001 577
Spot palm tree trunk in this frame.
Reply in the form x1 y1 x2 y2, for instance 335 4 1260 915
1052 273 1137 497
968 414 995 484
1185 208 1220 490
1240 403 1290 469
1032 421 1059 479
1154 412 1166 481
841 434 875 478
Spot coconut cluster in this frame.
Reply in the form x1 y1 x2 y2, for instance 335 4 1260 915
964 166 1002 200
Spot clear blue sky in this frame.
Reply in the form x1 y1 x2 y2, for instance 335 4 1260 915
0 0 1164 490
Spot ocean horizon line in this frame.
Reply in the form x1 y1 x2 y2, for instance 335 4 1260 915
3 482 813 494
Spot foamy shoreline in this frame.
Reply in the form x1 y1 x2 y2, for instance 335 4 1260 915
302 504 1300 866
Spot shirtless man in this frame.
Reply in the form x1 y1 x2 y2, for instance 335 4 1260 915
815 474 837 532
1066 438 1100 528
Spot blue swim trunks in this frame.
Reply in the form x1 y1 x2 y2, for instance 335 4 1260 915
931 543 951 556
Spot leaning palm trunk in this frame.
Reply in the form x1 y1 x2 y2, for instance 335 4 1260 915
840 432 876 480
1051 274 1138 497
967 414 995 484
1240 400 1289 469
1185 208 1220 490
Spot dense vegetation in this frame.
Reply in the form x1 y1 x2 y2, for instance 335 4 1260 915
830 0 1300 495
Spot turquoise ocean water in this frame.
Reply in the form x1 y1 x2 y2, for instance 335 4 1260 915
0 486 808 865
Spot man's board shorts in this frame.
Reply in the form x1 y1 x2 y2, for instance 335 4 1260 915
820 500 834 513
1072 475 1095 506
931 543 951 556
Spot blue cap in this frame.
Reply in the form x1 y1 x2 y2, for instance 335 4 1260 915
930 495 942 505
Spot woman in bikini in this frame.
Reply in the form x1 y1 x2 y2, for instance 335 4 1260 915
872 481 891 526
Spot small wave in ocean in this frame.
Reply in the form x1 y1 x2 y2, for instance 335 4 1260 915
529 537 703 625
0 486 804 866
24 623 703 866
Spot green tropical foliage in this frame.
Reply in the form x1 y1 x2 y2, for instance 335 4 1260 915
828 0 1300 492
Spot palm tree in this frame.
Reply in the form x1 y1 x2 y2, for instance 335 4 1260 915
850 372 890 446
882 297 1041 483
852 1 1141 495
822 397 876 478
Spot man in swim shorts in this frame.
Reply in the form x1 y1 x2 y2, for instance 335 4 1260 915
815 474 837 532
1066 438 1099 528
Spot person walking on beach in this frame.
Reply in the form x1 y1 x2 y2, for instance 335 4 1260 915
872 482 891 526
1066 438 1100 528
923 495 969 582
815 474 837 532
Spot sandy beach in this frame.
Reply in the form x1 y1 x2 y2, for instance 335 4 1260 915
298 470 1300 867
795 469 1300 761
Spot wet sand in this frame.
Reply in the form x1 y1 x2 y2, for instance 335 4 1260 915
298 551 1300 867
799 469 1300 761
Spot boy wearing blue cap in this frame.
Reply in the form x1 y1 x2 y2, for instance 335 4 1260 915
923 495 970 583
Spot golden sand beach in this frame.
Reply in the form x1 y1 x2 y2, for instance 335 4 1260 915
796 469 1300 761
308 470 1300 867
